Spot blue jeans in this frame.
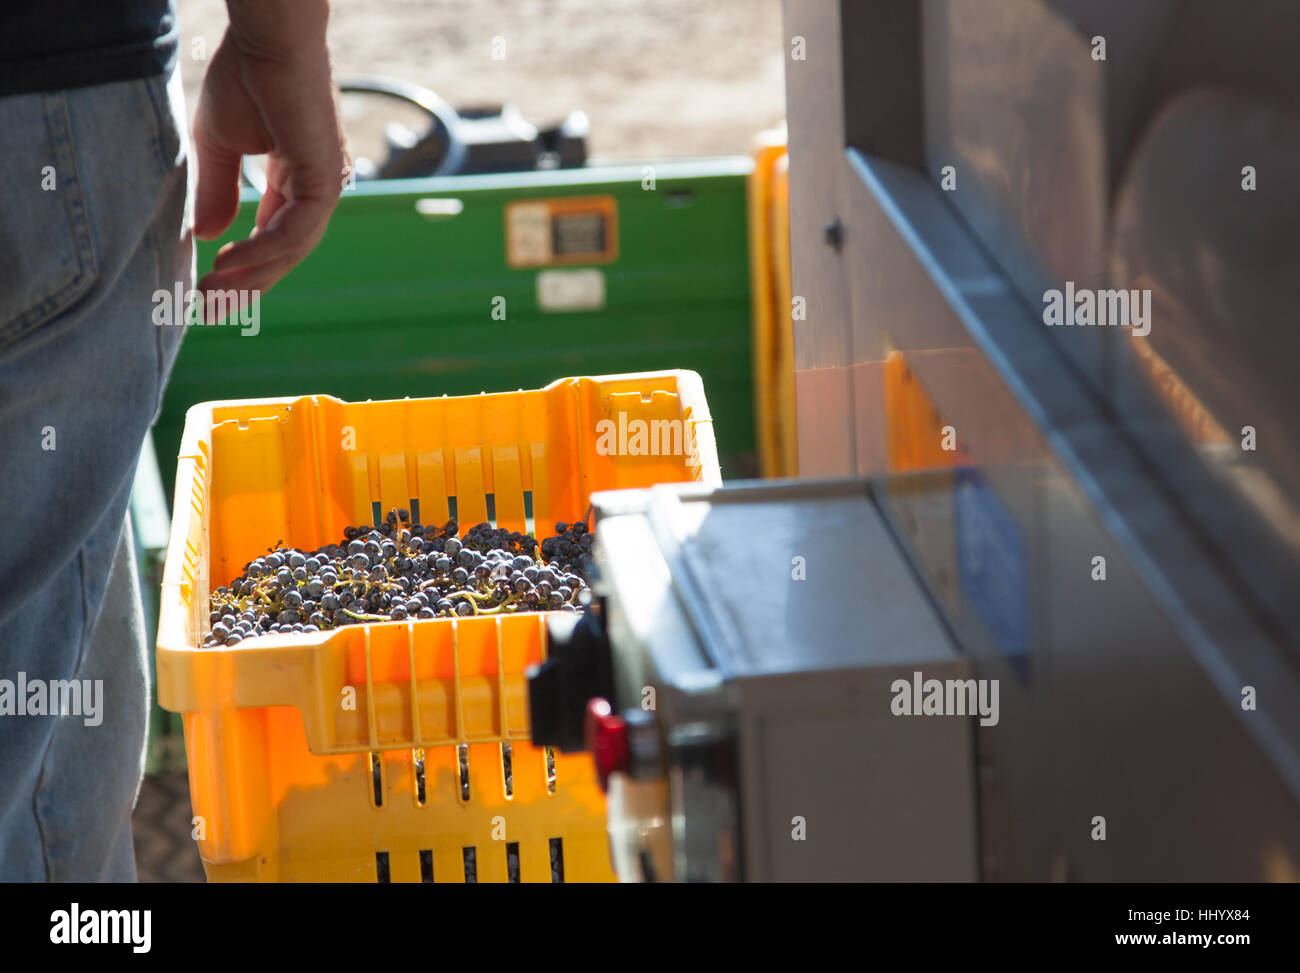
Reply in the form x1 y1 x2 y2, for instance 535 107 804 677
0 69 191 880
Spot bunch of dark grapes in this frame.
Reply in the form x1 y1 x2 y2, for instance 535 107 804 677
540 517 595 579
462 522 537 558
202 508 594 648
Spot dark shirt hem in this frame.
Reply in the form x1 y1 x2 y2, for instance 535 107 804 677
0 5 179 97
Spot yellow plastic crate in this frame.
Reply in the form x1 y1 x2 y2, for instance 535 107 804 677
747 128 797 478
157 371 720 882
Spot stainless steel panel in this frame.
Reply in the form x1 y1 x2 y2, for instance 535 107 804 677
591 479 979 881
844 145 1300 878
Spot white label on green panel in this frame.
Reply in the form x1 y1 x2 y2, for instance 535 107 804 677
507 202 552 265
536 269 606 312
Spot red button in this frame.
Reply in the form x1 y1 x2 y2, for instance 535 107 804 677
585 698 628 791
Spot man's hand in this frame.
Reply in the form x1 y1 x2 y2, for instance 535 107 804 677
193 0 347 314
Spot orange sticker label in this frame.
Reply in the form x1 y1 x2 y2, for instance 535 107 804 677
505 196 619 268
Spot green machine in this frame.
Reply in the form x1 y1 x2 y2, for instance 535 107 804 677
152 158 758 493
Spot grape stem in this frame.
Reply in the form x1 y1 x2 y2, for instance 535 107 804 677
342 608 390 622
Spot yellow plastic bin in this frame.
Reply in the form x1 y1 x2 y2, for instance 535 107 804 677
156 371 721 882
747 127 797 478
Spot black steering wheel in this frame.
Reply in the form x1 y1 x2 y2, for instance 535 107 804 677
240 76 467 191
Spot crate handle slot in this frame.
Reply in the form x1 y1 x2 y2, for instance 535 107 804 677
457 743 470 802
550 838 564 883
500 742 514 799
506 842 520 883
412 748 427 806
370 752 384 808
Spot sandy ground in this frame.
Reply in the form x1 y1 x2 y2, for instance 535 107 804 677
176 0 787 160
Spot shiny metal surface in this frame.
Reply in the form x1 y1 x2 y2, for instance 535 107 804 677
591 479 978 881
854 150 1300 878
783 0 1300 878
921 0 1300 632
